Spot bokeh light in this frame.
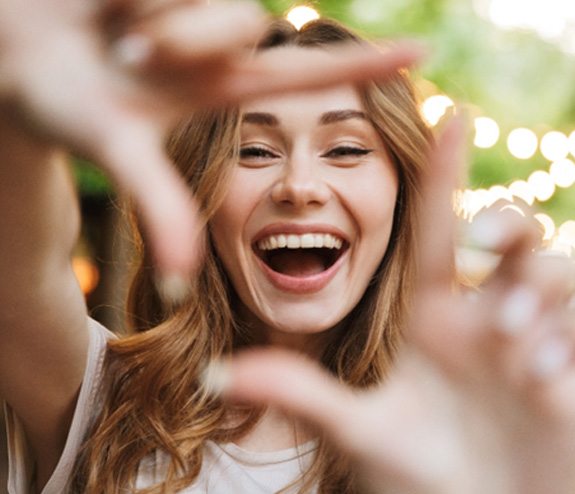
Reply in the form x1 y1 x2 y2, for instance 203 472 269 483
474 117 500 148
286 5 320 30
559 220 575 242
421 95 454 126
527 170 555 201
508 179 535 205
569 130 575 157
540 130 569 161
507 128 538 159
549 158 575 187
534 213 556 240
72 257 100 295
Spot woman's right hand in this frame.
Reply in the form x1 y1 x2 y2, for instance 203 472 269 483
0 0 425 286
214 119 575 494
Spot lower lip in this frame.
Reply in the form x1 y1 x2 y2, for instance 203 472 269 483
254 250 348 294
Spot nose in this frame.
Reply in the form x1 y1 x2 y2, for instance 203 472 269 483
270 157 331 209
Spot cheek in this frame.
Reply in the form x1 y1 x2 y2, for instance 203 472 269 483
344 166 399 246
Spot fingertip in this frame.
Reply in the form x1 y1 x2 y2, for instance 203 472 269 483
112 33 154 69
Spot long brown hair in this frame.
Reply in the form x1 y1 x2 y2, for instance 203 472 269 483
70 18 431 493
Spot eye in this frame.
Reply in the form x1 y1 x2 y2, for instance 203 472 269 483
239 145 280 167
321 146 373 161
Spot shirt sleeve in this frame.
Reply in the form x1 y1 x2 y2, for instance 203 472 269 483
4 318 114 494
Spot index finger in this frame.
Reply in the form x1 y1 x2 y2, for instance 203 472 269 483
221 41 426 103
417 116 466 290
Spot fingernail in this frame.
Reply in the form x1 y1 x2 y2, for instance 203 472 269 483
498 286 539 335
531 336 571 379
466 213 507 251
113 34 153 68
201 360 232 396
155 273 192 306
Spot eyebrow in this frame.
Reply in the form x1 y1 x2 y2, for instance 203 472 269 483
319 110 368 125
241 109 369 127
242 112 279 126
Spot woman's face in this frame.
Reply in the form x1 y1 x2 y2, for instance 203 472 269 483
210 50 398 348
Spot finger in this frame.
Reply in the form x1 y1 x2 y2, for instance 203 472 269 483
417 116 466 290
407 118 473 375
90 119 203 299
219 41 426 103
211 349 365 449
468 207 540 289
113 2 267 69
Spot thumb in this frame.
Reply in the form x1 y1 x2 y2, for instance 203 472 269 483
209 348 364 451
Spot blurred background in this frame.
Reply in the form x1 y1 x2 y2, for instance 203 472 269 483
70 0 575 333
1 1 575 492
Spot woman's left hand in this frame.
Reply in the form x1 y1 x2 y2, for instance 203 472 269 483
210 119 575 494
0 0 424 281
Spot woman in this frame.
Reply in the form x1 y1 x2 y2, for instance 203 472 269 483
66 18 430 494
0 2 427 492
3 3 574 494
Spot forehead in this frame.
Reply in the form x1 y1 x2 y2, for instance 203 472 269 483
242 85 363 117
243 46 364 117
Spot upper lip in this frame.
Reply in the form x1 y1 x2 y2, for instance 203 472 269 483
252 223 350 245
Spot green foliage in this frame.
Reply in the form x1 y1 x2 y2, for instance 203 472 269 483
73 158 112 197
75 0 574 223
260 0 575 222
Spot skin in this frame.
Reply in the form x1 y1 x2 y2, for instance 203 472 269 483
210 73 398 352
220 121 575 494
0 1 424 491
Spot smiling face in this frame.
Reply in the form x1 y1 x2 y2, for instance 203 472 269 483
209 73 398 348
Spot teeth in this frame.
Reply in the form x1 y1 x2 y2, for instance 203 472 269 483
257 233 344 251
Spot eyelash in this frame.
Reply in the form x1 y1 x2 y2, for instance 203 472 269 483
321 146 373 159
239 146 278 160
238 145 373 165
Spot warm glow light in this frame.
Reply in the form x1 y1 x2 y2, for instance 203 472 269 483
549 158 575 188
540 130 569 161
507 128 538 159
534 213 556 240
421 95 454 126
476 0 575 54
569 130 575 157
286 5 320 30
487 0 567 39
508 179 535 205
487 185 513 206
474 117 500 148
458 189 485 219
72 257 100 295
558 220 575 245
527 170 555 201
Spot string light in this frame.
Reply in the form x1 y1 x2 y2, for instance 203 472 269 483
540 130 570 161
474 117 500 148
528 170 555 202
421 95 454 126
507 128 538 159
286 5 320 30
534 213 556 240
569 130 575 157
508 180 535 205
549 158 575 187
419 90 573 256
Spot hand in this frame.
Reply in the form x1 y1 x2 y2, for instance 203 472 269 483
0 0 424 284
212 119 575 494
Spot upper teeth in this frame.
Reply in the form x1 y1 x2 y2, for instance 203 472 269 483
257 233 344 251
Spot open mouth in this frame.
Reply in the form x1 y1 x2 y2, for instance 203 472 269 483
253 233 349 278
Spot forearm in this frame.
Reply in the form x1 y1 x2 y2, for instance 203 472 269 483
0 117 80 312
